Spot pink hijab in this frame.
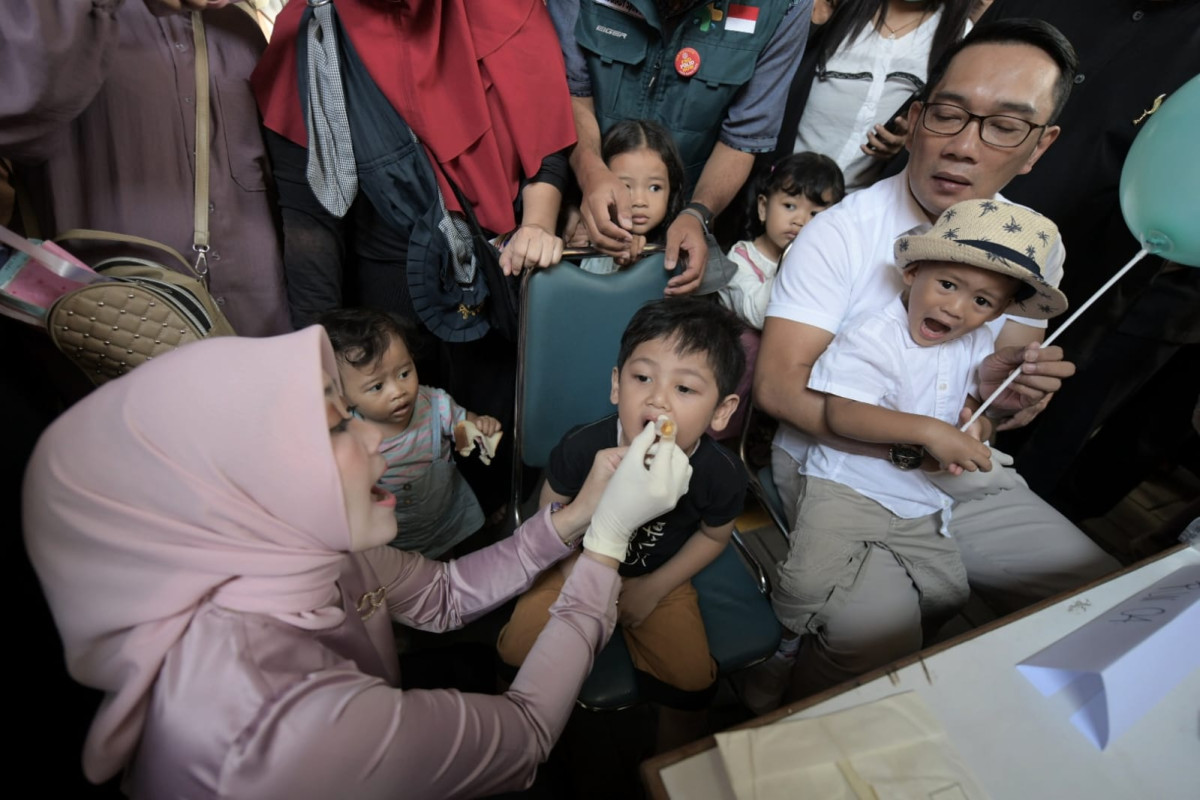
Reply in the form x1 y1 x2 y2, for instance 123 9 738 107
23 327 353 783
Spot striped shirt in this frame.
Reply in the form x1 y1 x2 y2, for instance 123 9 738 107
376 386 466 489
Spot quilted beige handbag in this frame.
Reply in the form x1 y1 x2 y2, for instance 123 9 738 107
48 242 235 385
44 13 236 386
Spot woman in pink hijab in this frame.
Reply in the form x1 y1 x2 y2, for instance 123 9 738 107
22 327 691 799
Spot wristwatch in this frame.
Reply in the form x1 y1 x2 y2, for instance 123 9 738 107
680 201 714 233
888 443 925 471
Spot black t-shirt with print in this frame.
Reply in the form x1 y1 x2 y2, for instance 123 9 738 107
546 414 747 577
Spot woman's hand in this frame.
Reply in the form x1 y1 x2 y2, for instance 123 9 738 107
550 447 624 545
582 420 692 563
860 116 909 160
498 224 564 276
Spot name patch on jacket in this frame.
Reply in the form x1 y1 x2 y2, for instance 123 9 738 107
596 24 629 38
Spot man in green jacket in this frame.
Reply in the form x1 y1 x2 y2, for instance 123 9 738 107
549 0 812 294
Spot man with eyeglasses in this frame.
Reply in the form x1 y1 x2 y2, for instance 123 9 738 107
750 19 1120 702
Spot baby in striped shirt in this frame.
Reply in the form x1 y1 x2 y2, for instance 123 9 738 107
321 308 501 558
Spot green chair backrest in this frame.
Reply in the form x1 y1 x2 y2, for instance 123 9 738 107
515 255 670 471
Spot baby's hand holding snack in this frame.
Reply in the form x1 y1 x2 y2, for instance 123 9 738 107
472 415 502 436
454 419 503 465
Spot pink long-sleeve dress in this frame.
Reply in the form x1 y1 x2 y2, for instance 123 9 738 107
127 506 617 799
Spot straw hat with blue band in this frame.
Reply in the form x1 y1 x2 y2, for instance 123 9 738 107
894 200 1069 320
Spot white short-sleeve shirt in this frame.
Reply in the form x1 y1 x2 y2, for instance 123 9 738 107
766 171 1064 469
806 297 995 524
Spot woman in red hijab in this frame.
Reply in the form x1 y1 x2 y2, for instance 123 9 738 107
252 0 577 331
252 0 578 519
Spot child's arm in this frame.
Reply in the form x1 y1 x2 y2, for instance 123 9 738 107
465 411 502 437
617 521 733 628
825 395 993 475
740 275 775 331
720 250 774 330
957 395 995 445
538 481 573 511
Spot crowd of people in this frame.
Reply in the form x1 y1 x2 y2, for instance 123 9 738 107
4 0 1196 797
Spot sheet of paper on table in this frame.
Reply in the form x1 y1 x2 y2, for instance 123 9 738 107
1017 563 1200 750
714 691 988 800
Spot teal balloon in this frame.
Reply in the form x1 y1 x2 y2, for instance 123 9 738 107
1119 73 1200 267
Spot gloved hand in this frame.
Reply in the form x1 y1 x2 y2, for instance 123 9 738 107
925 445 1023 503
582 419 692 562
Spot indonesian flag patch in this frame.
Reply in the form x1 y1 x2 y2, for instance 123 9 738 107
725 4 759 34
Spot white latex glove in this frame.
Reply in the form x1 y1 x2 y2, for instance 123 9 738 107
582 420 693 562
925 445 1023 503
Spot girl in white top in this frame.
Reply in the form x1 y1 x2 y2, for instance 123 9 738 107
793 0 972 190
719 153 844 330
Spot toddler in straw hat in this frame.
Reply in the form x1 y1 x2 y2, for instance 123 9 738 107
753 200 1068 711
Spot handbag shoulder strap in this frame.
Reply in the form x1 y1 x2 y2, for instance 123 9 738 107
54 229 194 275
190 11 211 278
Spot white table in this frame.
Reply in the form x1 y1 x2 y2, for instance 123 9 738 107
643 545 1200 800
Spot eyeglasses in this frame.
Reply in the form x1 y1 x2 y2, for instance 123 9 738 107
919 103 1047 148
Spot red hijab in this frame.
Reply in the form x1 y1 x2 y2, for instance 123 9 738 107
252 0 577 234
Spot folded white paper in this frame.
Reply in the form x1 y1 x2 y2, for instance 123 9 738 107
1017 563 1200 749
715 692 988 800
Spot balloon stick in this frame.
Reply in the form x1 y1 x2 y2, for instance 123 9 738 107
961 247 1150 432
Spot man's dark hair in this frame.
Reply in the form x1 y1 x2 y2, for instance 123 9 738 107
617 298 746 399
923 18 1078 124
320 308 417 370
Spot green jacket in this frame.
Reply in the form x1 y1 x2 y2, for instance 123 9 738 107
576 0 792 186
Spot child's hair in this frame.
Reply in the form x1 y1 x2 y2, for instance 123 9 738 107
319 308 417 370
747 152 845 238
617 298 746 399
602 119 687 229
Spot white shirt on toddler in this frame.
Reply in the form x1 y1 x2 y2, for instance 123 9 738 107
805 296 995 532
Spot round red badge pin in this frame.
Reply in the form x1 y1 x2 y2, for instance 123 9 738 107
674 47 700 78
